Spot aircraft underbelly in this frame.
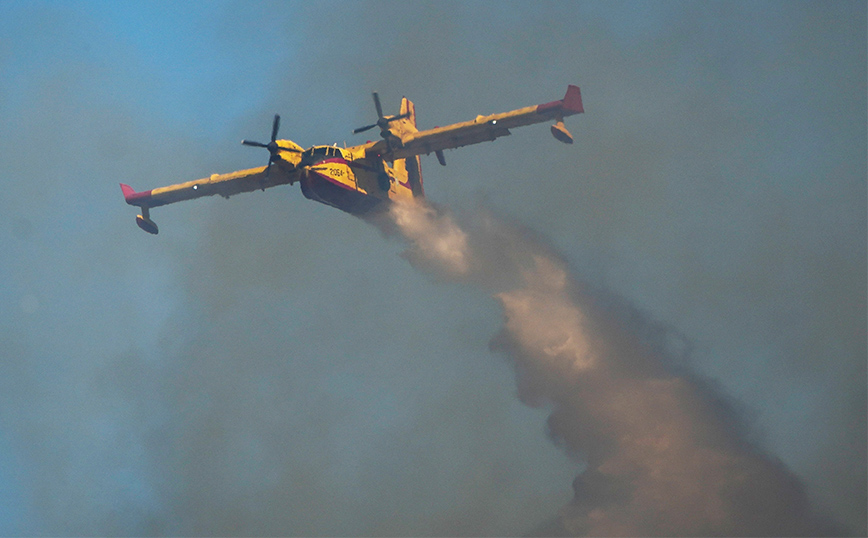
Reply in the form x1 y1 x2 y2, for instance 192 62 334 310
300 172 384 215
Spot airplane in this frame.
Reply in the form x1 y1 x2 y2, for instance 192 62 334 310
121 85 583 234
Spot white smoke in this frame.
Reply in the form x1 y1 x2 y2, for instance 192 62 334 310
376 198 845 536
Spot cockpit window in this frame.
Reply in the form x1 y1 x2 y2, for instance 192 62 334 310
299 146 344 167
303 146 343 161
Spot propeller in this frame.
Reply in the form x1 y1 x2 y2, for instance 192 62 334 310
242 114 299 176
353 92 410 134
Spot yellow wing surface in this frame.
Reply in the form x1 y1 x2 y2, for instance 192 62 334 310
121 145 302 233
372 85 583 162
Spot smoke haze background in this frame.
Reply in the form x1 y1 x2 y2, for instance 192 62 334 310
0 1 865 535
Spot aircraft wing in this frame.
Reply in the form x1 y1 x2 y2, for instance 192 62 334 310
121 165 298 233
377 85 583 161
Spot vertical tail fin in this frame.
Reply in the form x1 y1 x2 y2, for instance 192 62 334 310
399 97 424 197
399 97 418 132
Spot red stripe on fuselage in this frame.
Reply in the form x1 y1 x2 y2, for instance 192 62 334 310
310 157 373 184
316 157 404 186
307 167 356 192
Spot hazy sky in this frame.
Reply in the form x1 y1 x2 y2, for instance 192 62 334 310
0 1 865 535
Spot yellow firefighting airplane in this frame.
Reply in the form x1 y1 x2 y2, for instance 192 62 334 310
121 85 583 234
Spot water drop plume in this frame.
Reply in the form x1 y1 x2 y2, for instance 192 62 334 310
370 199 845 536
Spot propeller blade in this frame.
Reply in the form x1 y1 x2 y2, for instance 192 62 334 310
353 123 378 134
372 92 383 119
270 114 280 143
242 139 301 152
387 112 411 123
242 139 269 148
242 114 299 180
352 94 411 136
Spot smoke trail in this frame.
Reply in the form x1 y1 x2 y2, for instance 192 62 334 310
373 199 845 536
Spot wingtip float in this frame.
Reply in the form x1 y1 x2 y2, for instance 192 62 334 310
121 85 584 234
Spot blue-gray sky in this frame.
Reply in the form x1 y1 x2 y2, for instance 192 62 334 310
0 1 865 535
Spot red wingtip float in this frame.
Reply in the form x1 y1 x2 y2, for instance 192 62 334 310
121 85 584 233
120 184 159 234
